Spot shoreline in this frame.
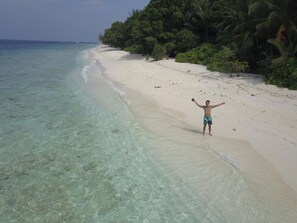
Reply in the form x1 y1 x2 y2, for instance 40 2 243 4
90 45 297 194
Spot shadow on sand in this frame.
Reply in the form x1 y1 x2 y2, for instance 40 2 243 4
172 125 203 134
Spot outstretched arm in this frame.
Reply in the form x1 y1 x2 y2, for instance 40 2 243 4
211 102 225 108
192 99 204 108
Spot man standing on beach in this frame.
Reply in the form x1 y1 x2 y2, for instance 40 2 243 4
192 99 225 136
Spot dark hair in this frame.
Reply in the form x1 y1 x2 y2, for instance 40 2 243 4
206 100 210 103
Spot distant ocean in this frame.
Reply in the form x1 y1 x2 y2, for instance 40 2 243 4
1 40 297 222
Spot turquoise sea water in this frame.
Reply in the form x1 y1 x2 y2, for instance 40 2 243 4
1 40 297 222
0 40 198 222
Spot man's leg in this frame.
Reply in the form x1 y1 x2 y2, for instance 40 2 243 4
203 124 206 135
208 124 212 136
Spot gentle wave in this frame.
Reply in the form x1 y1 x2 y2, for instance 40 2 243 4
81 65 89 83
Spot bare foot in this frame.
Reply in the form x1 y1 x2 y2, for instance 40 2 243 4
209 133 212 136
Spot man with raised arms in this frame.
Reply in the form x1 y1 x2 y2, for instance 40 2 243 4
192 99 225 136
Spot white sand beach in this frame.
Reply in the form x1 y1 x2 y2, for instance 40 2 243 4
89 45 297 195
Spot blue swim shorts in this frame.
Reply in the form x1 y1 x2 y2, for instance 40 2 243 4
203 116 212 125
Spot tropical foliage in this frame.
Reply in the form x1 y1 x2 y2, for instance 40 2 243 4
99 0 297 89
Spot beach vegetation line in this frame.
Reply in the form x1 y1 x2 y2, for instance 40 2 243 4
99 0 297 89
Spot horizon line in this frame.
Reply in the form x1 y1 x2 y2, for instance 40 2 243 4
0 38 99 44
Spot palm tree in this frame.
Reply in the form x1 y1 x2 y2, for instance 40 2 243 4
191 0 230 42
217 0 256 60
248 0 297 59
193 0 214 42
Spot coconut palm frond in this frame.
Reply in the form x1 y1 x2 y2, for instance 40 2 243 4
265 11 280 28
248 18 266 24
223 24 233 32
248 1 263 15
243 32 252 43
232 33 245 42
232 25 242 34
268 38 286 55
261 0 278 11
256 23 268 32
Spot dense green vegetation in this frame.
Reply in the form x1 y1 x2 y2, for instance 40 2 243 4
99 0 297 89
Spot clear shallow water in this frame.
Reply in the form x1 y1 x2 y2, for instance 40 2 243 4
1 40 297 223
0 40 199 222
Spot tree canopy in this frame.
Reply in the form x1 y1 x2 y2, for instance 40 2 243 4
99 0 297 89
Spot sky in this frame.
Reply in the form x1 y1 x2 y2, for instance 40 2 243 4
0 0 150 42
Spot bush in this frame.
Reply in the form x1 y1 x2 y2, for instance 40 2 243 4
175 50 198 64
152 44 166 60
207 46 248 73
267 57 297 90
124 44 143 54
174 29 200 52
101 21 127 49
159 32 175 42
143 37 158 54
164 42 176 57
175 43 217 64
194 43 218 65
